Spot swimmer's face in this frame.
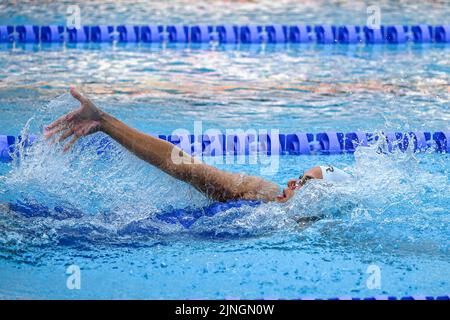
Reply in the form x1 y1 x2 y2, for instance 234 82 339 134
276 167 322 203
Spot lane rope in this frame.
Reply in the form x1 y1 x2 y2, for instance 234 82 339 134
1 24 449 45
1 131 448 161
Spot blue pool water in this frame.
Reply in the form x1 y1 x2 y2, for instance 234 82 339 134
0 1 449 299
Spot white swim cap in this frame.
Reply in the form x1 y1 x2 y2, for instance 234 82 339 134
319 165 351 183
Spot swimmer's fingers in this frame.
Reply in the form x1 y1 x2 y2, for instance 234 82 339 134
63 135 79 152
45 110 80 138
57 128 74 143
70 87 88 104
44 123 67 140
45 110 76 131
45 114 67 132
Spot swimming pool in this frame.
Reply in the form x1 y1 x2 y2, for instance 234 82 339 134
0 1 449 299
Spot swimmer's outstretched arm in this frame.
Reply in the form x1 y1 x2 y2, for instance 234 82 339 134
45 88 280 202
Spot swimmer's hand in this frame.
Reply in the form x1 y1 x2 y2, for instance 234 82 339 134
276 187 294 203
44 87 103 151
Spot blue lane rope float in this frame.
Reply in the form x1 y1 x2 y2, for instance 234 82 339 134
1 131 449 161
0 24 449 45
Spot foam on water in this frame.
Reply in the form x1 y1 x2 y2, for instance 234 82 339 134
284 140 449 258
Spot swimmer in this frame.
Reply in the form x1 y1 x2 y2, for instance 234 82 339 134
44 87 351 204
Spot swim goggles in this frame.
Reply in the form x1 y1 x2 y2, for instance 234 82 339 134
294 174 314 189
